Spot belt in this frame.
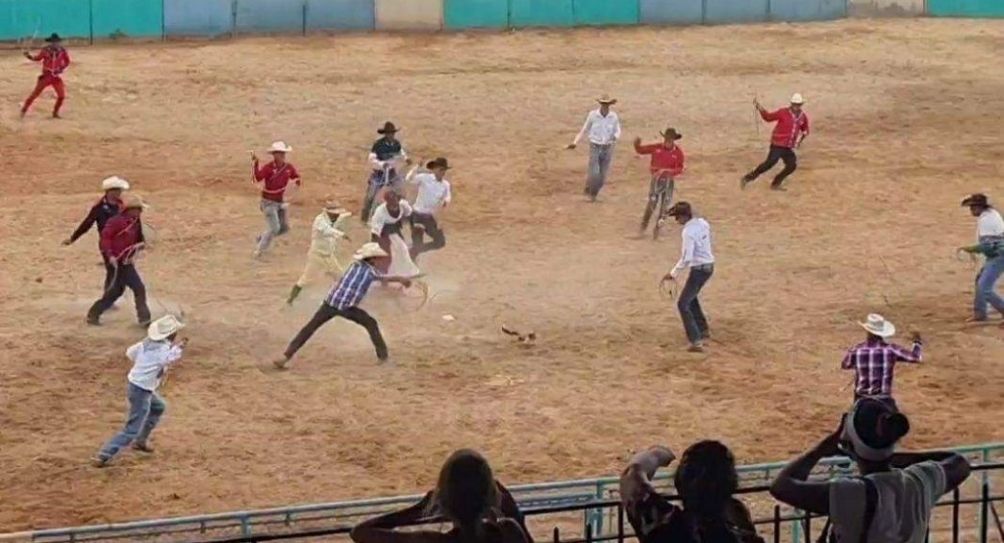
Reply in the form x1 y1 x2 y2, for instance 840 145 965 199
692 263 715 272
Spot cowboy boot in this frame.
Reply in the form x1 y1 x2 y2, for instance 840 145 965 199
286 285 302 305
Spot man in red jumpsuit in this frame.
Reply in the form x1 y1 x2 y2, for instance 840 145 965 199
21 33 71 119
741 93 809 191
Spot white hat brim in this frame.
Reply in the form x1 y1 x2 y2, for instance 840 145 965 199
148 320 184 341
859 321 895 337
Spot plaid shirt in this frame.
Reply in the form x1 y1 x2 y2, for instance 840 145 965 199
325 260 378 309
841 338 923 397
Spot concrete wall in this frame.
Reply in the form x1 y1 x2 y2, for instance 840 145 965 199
375 0 443 30
848 0 924 16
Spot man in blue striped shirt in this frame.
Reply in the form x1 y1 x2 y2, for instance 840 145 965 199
274 242 412 369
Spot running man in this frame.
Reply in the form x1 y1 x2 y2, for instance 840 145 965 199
634 128 685 238
287 202 353 305
86 195 152 326
252 141 301 258
567 94 621 201
369 191 420 278
63 176 129 292
362 122 410 222
274 242 413 369
663 202 715 353
958 193 1004 325
21 33 70 119
741 93 809 191
406 157 453 260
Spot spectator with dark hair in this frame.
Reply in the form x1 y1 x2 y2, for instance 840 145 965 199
351 449 531 543
620 442 764 543
770 399 971 543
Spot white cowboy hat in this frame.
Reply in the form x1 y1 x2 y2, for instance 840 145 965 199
147 314 185 341
268 141 292 153
859 313 895 337
597 94 617 105
790 93 805 105
324 201 351 215
101 176 130 191
354 242 388 261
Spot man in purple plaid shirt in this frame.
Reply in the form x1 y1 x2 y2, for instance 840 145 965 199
841 313 923 407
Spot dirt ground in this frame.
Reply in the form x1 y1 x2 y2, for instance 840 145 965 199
0 18 1002 532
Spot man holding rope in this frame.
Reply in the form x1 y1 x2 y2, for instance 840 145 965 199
274 242 413 369
362 122 410 222
252 141 301 258
662 202 715 353
63 176 129 293
634 128 685 238
369 191 420 278
567 94 621 202
21 33 70 119
957 193 1004 325
86 195 152 327
741 93 809 191
406 157 452 260
841 314 923 408
287 201 353 305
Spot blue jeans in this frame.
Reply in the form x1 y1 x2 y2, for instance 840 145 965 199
585 143 614 197
257 199 289 253
677 265 714 344
974 255 1004 319
98 383 166 461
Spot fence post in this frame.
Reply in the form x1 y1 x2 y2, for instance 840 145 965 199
980 482 989 543
231 0 238 38
952 487 960 543
161 0 165 40
791 510 802 543
592 481 604 536
301 0 307 36
773 506 781 543
88 0 94 44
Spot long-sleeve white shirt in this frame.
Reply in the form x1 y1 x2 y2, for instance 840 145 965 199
309 212 351 256
977 208 1004 240
369 201 413 237
368 150 408 171
573 109 622 146
407 168 452 215
126 339 184 392
671 217 715 277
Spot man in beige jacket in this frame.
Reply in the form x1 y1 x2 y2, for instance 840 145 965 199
287 202 352 305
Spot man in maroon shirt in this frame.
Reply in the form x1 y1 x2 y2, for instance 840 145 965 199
86 195 152 326
64 176 129 294
21 33 71 119
252 141 301 258
741 93 810 191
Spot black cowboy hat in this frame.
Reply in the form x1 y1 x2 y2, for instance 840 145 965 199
665 201 693 217
377 121 399 134
44 33 62 42
426 157 450 170
660 128 683 140
961 193 989 207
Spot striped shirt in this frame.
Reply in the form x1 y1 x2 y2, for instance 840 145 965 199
325 261 378 309
841 339 923 398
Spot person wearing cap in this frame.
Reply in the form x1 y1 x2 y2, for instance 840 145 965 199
86 195 152 326
252 141 301 258
94 315 188 467
287 202 353 305
369 191 421 278
362 122 410 222
567 95 622 201
662 202 714 352
21 33 71 119
633 128 685 238
841 314 923 406
741 94 810 191
63 176 130 292
274 242 413 369
770 400 970 543
957 193 1004 324
406 157 453 260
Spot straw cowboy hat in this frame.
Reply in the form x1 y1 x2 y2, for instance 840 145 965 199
268 141 292 153
790 93 806 105
324 201 351 215
354 242 389 261
596 94 618 105
660 128 683 140
101 176 130 191
147 314 184 341
122 194 148 211
859 313 895 338
44 33 62 43
425 157 451 170
377 121 399 134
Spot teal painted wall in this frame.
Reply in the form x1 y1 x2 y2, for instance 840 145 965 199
444 0 509 28
928 0 1004 16
0 0 91 40
92 0 164 37
573 0 640 25
510 0 574 26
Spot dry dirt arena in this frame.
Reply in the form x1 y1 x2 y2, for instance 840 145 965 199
0 18 1002 531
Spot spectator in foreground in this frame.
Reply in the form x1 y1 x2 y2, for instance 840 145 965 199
351 449 531 543
770 399 970 543
620 442 764 543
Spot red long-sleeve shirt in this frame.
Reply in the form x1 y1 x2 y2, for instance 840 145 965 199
634 141 685 176
28 46 70 77
760 107 809 149
253 160 301 203
100 214 143 262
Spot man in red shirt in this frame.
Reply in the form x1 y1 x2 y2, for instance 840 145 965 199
252 141 301 258
741 93 809 191
634 127 685 239
21 33 71 119
87 195 152 326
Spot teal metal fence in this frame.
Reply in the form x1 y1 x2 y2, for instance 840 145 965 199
928 0 1004 17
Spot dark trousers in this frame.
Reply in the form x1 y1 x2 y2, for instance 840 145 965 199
744 145 797 187
102 255 115 291
87 263 151 324
410 213 446 259
284 303 388 360
677 265 713 344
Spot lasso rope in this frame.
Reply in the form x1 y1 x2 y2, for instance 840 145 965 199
659 277 678 300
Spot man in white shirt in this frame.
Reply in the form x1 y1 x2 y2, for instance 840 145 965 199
567 94 622 201
406 157 453 260
287 202 353 305
369 191 420 278
958 193 1004 324
94 315 187 467
662 202 715 352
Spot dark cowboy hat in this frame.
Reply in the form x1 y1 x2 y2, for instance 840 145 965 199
377 121 399 134
44 33 62 42
665 201 693 217
660 128 683 140
426 157 451 170
961 193 989 207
